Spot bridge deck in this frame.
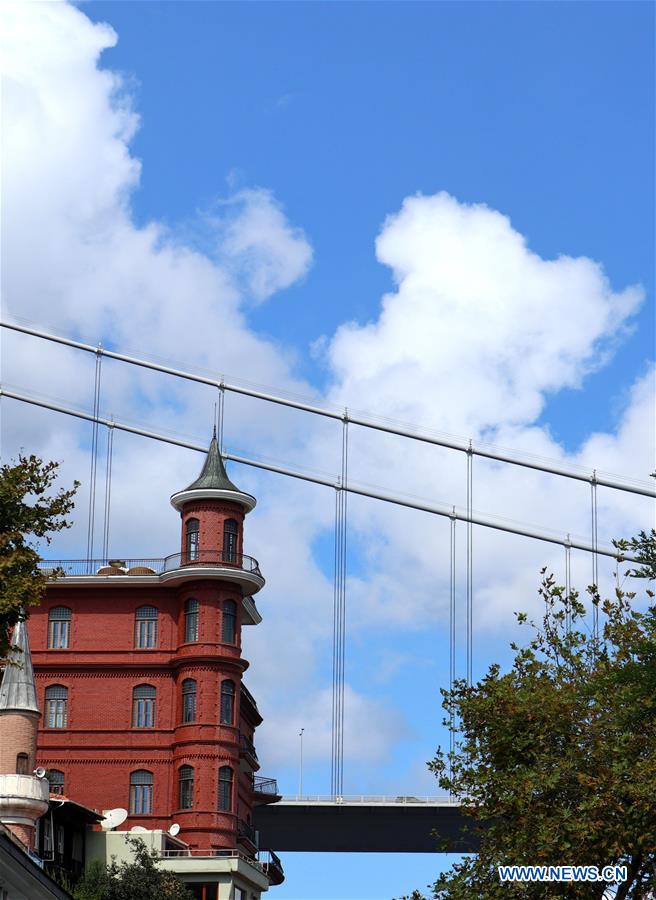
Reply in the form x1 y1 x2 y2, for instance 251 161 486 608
253 797 479 854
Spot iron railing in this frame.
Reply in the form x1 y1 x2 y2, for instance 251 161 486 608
258 849 284 881
37 550 261 578
282 794 458 805
240 683 260 713
239 733 259 763
253 776 279 795
161 848 263 868
237 819 257 846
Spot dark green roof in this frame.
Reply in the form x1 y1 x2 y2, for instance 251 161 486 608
184 431 241 493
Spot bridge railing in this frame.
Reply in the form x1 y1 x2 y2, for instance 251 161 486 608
281 794 459 805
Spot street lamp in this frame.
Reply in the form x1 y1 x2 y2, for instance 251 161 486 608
298 728 305 799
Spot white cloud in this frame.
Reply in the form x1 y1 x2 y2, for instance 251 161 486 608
210 188 314 303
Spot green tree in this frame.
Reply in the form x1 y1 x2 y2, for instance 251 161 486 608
0 454 78 657
73 838 193 900
409 530 656 899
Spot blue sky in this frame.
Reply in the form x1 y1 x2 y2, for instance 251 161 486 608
3 2 655 898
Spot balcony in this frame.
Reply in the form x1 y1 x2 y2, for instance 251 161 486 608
237 818 257 849
37 550 265 597
257 849 285 885
0 774 49 823
239 732 259 769
252 776 281 806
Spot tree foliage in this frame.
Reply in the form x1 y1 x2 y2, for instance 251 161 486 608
0 453 78 657
409 530 656 899
73 838 193 900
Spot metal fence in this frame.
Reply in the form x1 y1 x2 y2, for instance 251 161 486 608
37 550 261 578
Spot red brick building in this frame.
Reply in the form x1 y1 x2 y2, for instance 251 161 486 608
28 434 280 854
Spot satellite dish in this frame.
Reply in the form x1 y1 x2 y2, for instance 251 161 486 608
101 808 128 831
33 767 47 779
169 824 180 836
130 825 148 833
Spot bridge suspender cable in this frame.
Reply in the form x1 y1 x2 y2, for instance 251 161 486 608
3 320 654 499
101 421 114 560
85 345 103 562
564 537 572 634
331 416 349 799
591 475 600 641
449 514 456 791
1 388 645 563
466 447 473 687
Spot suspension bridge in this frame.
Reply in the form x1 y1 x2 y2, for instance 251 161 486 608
1 319 653 854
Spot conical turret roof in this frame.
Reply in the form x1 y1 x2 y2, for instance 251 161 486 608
0 619 40 716
170 430 256 513
184 430 241 493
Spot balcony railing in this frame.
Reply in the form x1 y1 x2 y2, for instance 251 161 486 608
237 819 257 846
253 776 279 796
37 550 261 578
239 733 259 764
258 849 284 884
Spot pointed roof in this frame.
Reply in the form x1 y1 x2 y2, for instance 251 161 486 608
184 429 241 493
170 430 257 513
0 620 40 716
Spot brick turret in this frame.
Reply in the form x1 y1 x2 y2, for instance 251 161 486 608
0 620 49 848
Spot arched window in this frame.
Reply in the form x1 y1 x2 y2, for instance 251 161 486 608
220 679 235 725
48 607 71 649
184 598 199 642
178 765 194 810
45 685 68 728
185 518 200 562
135 606 158 648
221 600 237 644
182 678 197 723
47 770 65 795
132 684 156 728
223 519 238 563
218 766 233 812
16 753 29 775
130 770 153 815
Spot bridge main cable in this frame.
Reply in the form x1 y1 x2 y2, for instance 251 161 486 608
1 387 645 563
3 320 654 499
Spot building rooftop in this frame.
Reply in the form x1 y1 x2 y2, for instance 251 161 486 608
170 431 257 513
0 619 40 716
183 430 241 494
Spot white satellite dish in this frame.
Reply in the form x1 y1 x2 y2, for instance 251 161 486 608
169 823 180 836
130 825 148 833
101 808 128 831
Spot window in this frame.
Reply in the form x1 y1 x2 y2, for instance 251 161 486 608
43 817 53 855
220 679 235 725
184 598 199 642
16 753 29 775
182 679 197 723
48 607 71 649
132 684 156 728
222 600 237 644
218 766 233 812
135 606 158 649
185 518 200 561
223 519 238 562
45 685 68 728
56 825 65 856
47 770 65 795
130 770 153 815
178 765 194 810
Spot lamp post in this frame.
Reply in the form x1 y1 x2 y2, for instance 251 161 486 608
298 728 305 799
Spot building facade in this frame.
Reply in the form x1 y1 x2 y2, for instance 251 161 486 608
28 435 280 857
